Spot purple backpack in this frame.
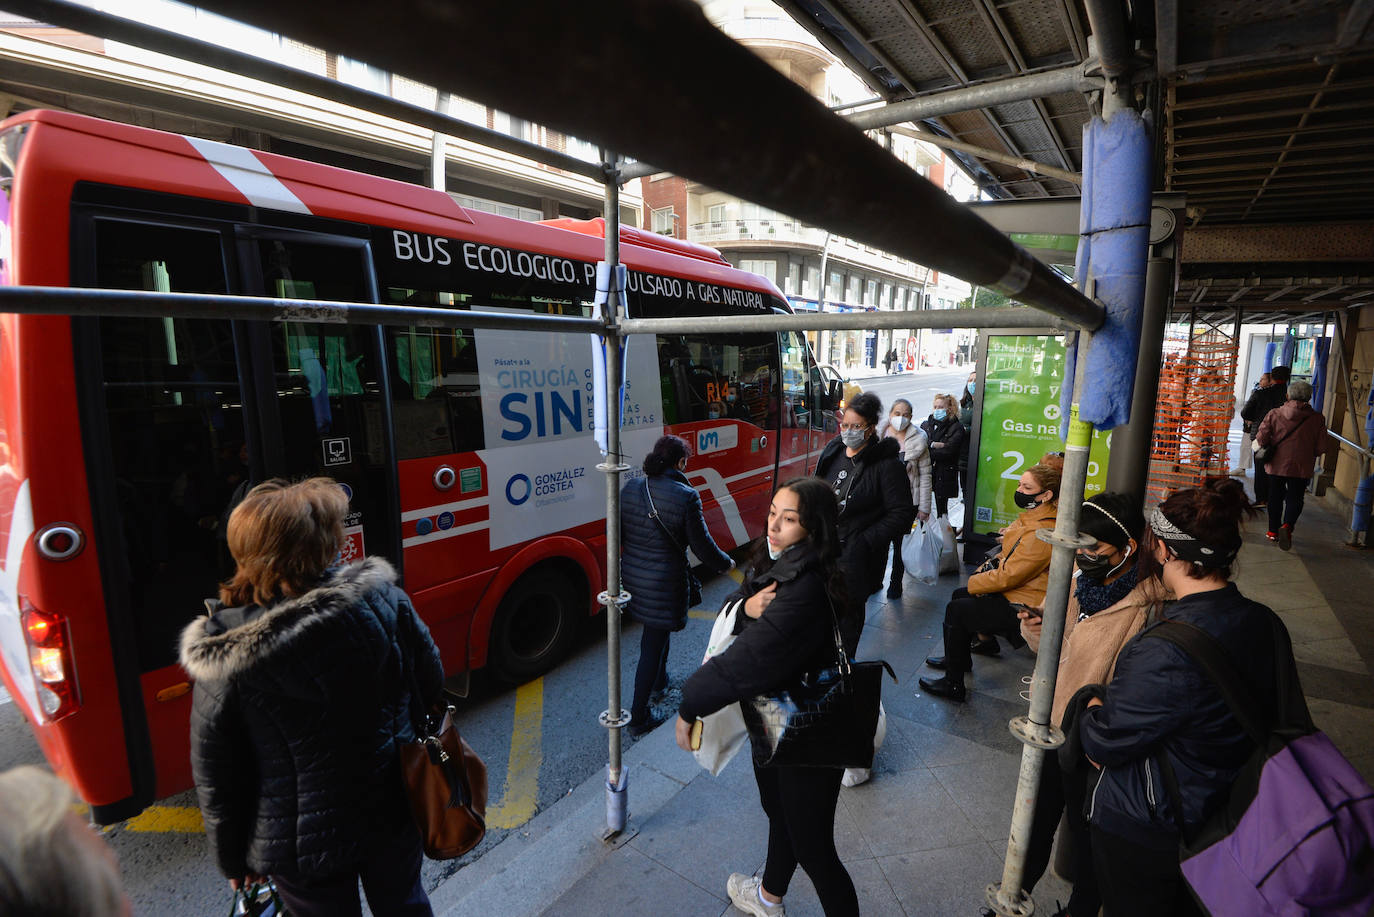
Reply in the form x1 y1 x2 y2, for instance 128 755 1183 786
1147 621 1374 916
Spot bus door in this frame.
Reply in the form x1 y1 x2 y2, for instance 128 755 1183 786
777 330 814 481
73 214 399 814
235 231 401 571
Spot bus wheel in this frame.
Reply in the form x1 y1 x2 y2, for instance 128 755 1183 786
489 568 580 684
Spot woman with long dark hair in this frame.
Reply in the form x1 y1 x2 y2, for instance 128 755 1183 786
1078 478 1307 916
814 391 916 622
181 478 442 917
620 435 734 736
676 477 858 917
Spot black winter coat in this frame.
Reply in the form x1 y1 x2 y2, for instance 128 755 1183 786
180 557 444 879
921 414 966 498
678 545 856 723
1079 583 1305 849
621 469 732 631
814 435 916 601
1240 383 1287 437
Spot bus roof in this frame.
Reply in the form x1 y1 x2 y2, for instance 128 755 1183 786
3 108 786 303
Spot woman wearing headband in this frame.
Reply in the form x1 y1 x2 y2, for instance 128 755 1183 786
1015 492 1169 917
1076 478 1307 917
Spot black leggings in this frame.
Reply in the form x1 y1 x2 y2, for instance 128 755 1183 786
1023 752 1101 916
756 762 858 917
630 624 671 725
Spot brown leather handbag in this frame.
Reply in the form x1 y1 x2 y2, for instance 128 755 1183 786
401 703 488 859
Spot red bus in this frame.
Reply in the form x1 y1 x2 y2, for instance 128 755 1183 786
0 109 844 821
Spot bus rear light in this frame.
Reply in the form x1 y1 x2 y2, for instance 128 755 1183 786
21 603 80 720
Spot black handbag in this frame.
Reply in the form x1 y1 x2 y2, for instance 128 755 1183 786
741 600 896 769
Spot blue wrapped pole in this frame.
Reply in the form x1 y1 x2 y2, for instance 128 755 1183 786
1058 109 1153 432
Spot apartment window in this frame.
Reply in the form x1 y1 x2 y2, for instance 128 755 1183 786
805 267 820 299
738 260 777 284
827 271 842 301
787 262 801 296
847 277 860 303
865 279 877 304
651 207 676 235
708 204 728 224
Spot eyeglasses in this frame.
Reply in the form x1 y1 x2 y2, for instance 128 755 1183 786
839 423 867 432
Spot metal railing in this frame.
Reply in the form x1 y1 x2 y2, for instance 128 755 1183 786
1329 428 1374 460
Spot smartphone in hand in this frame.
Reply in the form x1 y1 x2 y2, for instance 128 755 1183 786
1011 602 1042 621
689 719 703 751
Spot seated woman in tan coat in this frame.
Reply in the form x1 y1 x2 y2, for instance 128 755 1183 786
920 453 1063 702
1015 491 1170 917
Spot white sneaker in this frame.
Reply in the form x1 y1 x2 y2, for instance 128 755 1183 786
841 767 871 787
727 872 785 916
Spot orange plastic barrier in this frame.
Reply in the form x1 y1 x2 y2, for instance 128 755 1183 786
1148 330 1238 503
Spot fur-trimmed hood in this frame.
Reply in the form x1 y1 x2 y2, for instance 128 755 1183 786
179 557 398 683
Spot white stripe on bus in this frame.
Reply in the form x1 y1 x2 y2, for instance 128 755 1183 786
185 137 311 214
721 464 774 486
401 519 490 549
401 496 491 523
685 466 752 546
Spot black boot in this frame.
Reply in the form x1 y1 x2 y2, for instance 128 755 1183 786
925 655 947 670
919 673 966 702
886 580 903 599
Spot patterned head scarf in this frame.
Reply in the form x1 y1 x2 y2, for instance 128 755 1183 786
1148 506 1241 568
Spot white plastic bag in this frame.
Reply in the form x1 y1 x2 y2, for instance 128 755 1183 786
902 520 943 585
935 515 959 575
842 703 887 787
693 599 749 776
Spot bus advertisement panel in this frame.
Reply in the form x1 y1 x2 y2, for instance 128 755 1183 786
971 333 1111 535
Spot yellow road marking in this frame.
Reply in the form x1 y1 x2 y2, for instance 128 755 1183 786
688 609 715 620
122 805 204 833
728 567 744 583
484 677 543 829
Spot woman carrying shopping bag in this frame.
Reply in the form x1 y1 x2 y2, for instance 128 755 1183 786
181 478 443 917
921 393 966 518
877 397 932 599
675 478 860 917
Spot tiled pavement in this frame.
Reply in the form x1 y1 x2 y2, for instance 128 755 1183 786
433 492 1374 917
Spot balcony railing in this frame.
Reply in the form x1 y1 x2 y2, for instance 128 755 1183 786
688 220 923 279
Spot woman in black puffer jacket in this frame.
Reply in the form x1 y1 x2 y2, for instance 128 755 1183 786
814 391 917 622
181 478 443 917
621 435 734 736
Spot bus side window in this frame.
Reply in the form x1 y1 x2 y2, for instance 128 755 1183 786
387 325 484 458
655 334 774 425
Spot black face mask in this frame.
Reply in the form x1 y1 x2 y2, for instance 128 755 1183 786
1076 544 1131 582
1013 489 1046 509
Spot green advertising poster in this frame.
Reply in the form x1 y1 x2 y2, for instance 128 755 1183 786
972 334 1112 535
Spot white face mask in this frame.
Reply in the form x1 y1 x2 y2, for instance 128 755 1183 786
891 415 910 432
767 542 794 561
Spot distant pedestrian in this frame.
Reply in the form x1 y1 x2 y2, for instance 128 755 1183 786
181 477 442 917
877 397 931 599
676 477 859 917
621 435 734 737
814 392 917 622
0 766 133 917
921 393 966 517
1255 378 1327 550
882 347 897 374
1239 365 1291 505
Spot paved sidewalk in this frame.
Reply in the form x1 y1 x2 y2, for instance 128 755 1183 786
433 495 1374 917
